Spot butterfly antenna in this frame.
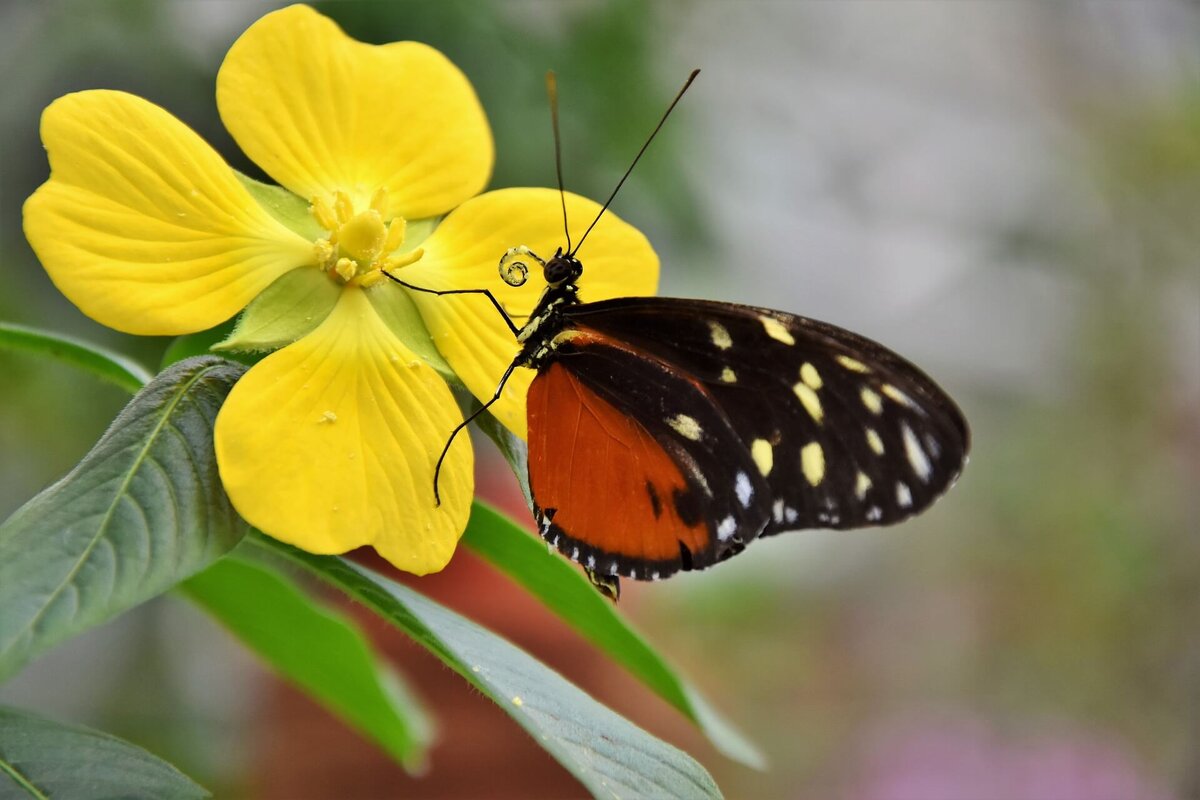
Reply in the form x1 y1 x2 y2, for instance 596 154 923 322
547 70 572 252
570 68 700 258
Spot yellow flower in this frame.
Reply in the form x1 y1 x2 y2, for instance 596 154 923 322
22 4 657 574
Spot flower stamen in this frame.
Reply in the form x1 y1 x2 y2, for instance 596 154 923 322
310 188 422 285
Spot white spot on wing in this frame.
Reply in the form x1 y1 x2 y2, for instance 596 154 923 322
735 471 754 507
896 482 913 508
902 423 933 482
855 471 872 499
784 506 799 524
717 515 737 541
587 555 596 569
571 546 579 560
773 499 785 523
866 506 882 522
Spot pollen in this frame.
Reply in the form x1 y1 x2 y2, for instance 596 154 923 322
760 315 795 345
311 188 419 286
793 382 824 423
801 442 825 486
751 439 774 476
709 321 733 350
667 413 703 441
800 362 822 390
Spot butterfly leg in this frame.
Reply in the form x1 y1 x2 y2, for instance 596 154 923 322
432 359 522 505
383 272 522 336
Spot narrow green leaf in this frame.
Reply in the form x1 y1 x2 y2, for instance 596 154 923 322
0 705 208 800
0 357 248 681
252 534 723 799
181 555 433 772
463 502 766 769
0 321 151 393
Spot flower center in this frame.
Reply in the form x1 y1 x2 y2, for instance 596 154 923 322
310 188 424 287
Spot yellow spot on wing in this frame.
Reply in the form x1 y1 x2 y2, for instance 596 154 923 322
861 387 883 415
667 413 703 441
866 428 884 455
793 382 824 423
760 315 796 345
800 362 823 389
708 321 732 350
837 355 870 373
751 439 774 476
855 471 872 499
720 367 737 383
882 384 914 407
801 442 825 485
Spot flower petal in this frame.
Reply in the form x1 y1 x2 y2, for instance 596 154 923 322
23 90 312 336
217 4 492 220
400 188 659 439
215 285 473 574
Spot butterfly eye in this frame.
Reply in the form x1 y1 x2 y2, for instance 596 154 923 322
544 255 583 286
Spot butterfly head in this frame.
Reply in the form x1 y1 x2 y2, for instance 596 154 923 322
543 248 583 288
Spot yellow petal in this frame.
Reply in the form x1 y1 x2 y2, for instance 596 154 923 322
214 285 473 574
23 90 312 336
401 188 659 439
216 4 492 220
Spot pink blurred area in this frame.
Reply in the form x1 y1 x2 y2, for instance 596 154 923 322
850 716 1174 800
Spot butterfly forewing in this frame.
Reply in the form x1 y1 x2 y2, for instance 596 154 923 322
545 298 969 549
527 327 771 580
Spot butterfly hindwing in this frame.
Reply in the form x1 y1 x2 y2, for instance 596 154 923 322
558 298 970 536
526 327 771 580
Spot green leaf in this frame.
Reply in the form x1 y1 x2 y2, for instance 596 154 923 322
463 502 766 769
252 534 723 799
234 172 323 241
181 555 433 772
213 268 339 353
0 357 249 681
0 321 152 393
0 705 208 800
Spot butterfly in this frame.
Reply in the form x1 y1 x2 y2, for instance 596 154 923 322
390 70 969 596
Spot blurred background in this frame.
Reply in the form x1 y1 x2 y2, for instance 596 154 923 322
1 1 1198 798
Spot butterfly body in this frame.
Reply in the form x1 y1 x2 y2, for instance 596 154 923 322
509 253 970 584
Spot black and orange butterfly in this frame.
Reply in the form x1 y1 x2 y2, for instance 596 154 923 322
392 70 968 595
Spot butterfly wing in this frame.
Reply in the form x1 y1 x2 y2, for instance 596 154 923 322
526 328 771 580
525 296 969 580
558 297 970 537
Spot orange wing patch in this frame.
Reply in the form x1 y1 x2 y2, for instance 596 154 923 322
527 362 709 565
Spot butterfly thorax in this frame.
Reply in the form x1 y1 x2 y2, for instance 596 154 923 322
514 282 581 369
